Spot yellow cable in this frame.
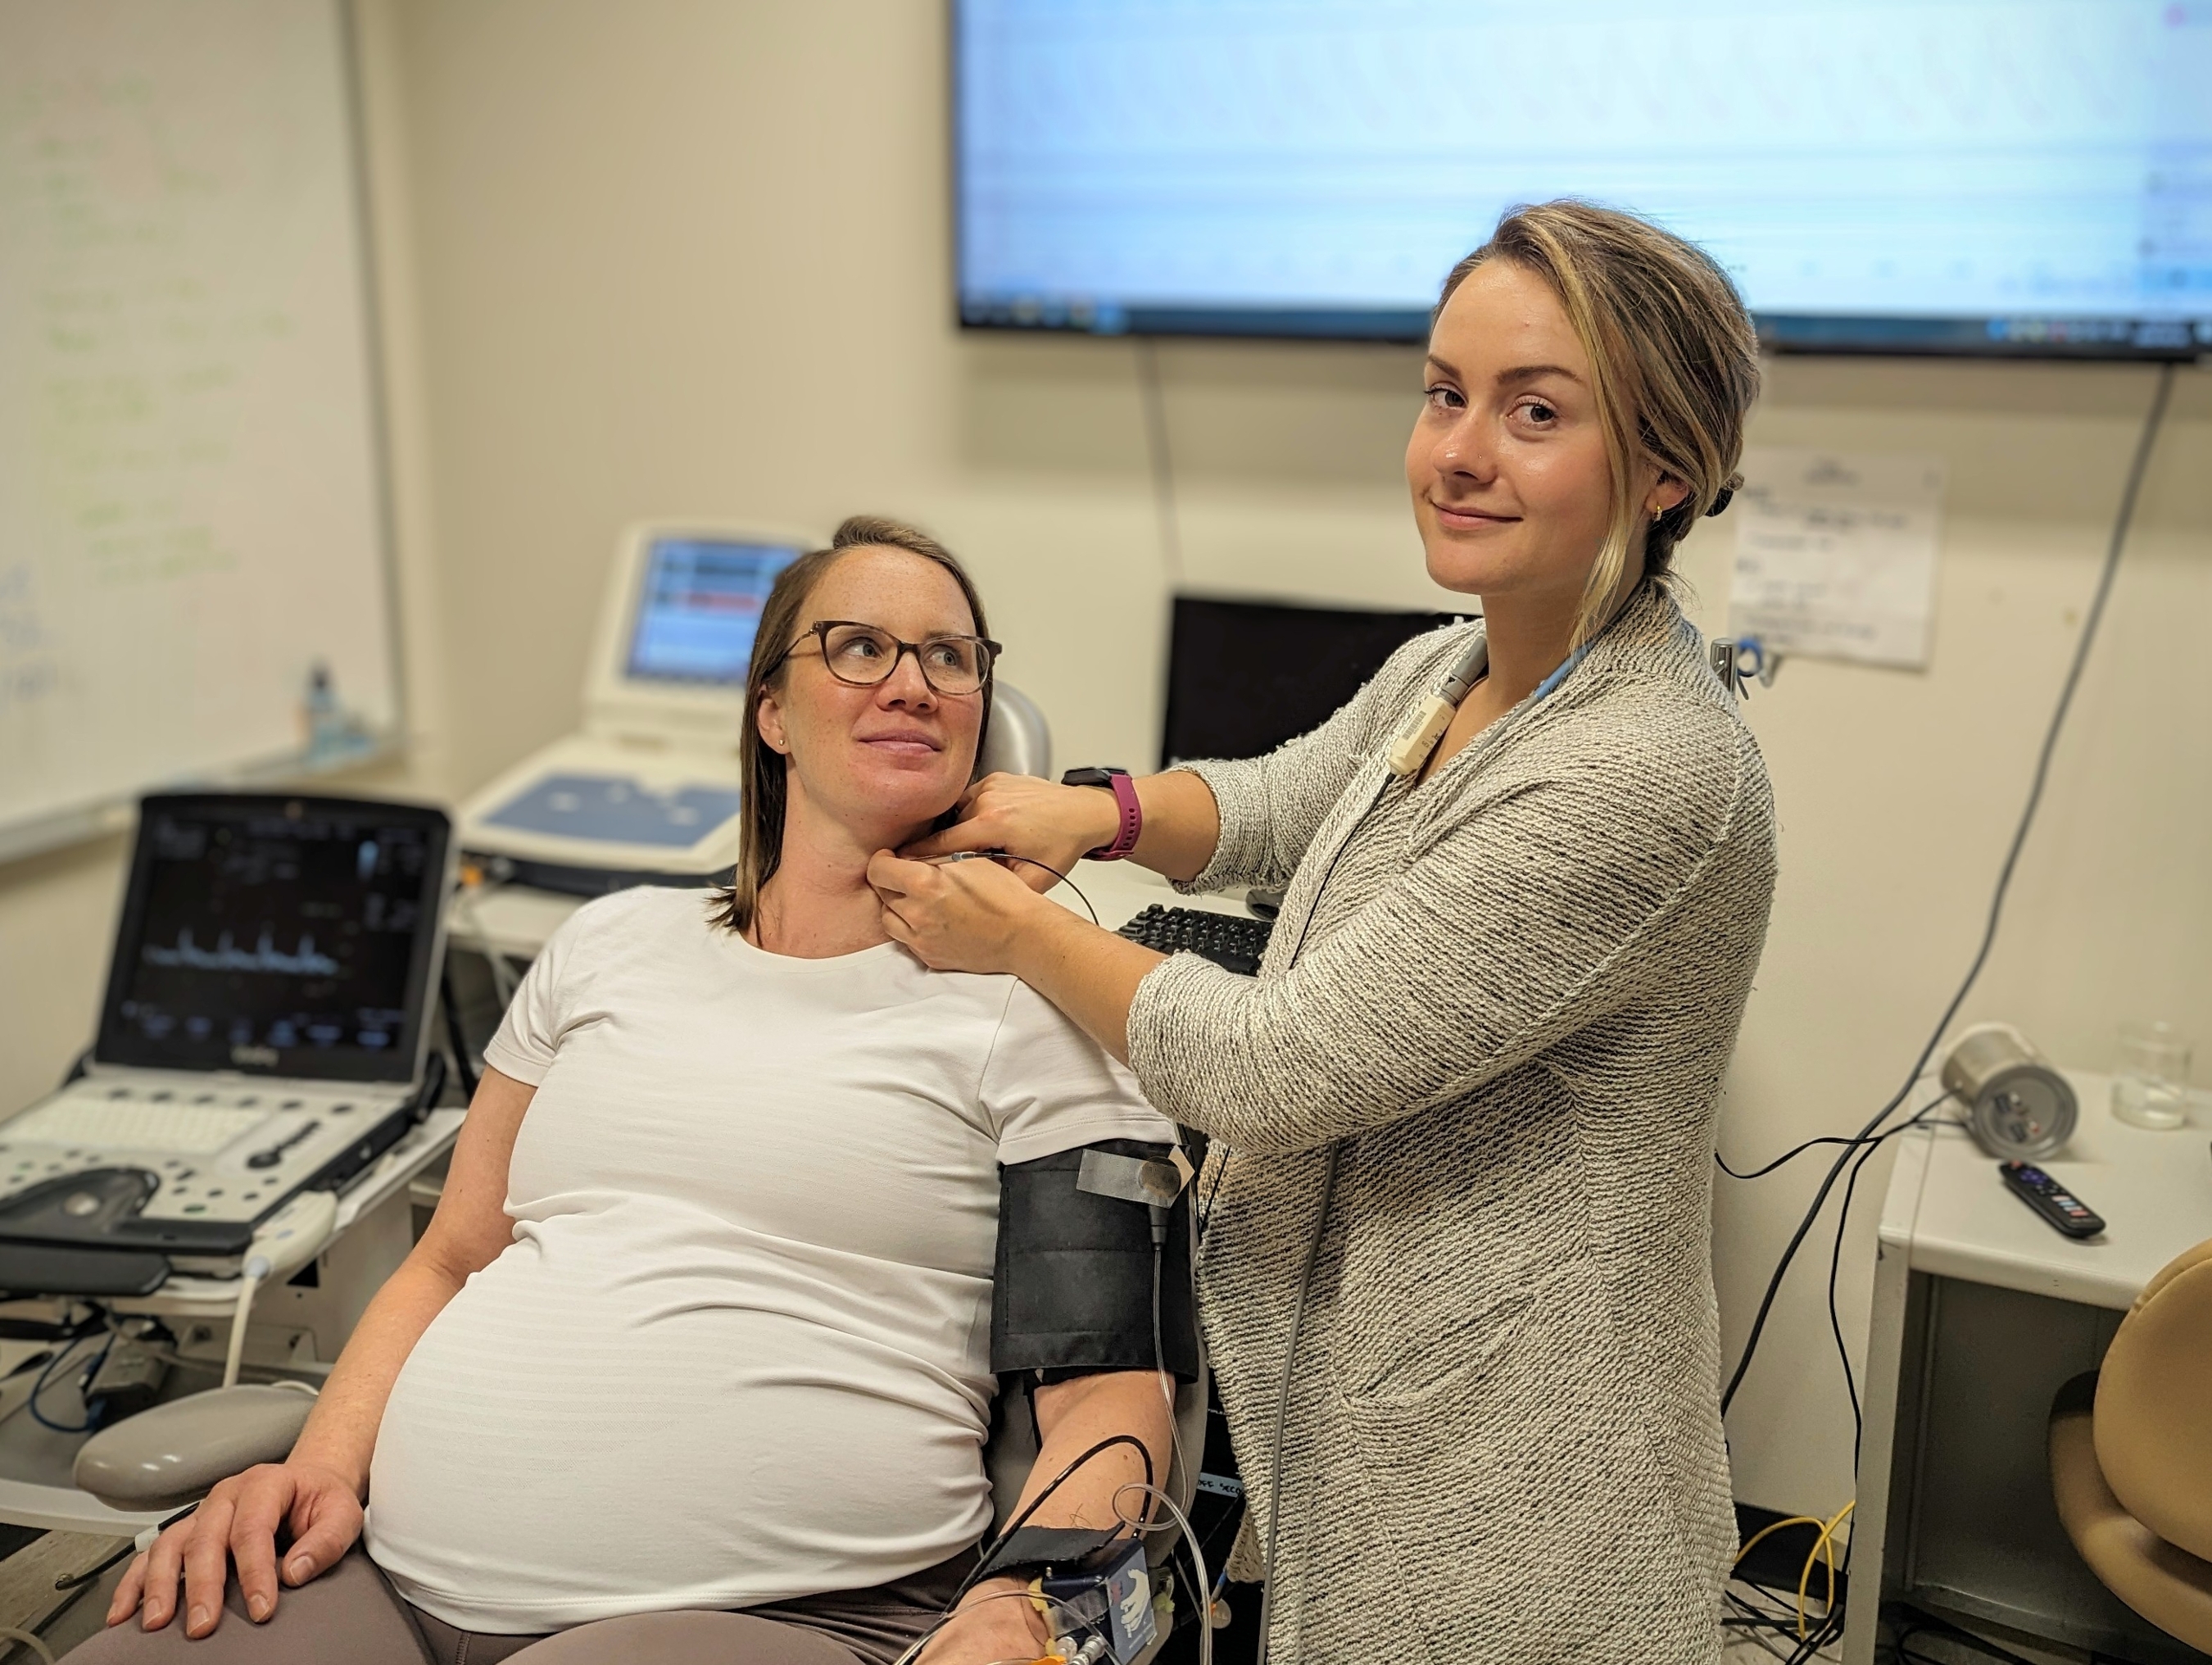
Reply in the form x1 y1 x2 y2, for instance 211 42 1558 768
1733 1514 1826 1568
1795 1501 1856 1639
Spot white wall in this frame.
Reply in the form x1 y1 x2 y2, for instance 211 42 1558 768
0 0 452 1123
1 0 2205 1522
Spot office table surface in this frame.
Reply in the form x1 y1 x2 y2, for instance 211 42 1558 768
1882 1070 2212 1310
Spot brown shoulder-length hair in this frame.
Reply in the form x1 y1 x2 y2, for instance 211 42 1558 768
709 515 992 936
1435 201 1761 648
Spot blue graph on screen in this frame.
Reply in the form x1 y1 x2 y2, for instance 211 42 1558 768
956 0 2212 352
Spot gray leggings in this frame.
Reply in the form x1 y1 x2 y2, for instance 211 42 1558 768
65 1545 969 1665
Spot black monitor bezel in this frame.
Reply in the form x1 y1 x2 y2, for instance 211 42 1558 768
1159 592 1471 770
96 792 452 1085
946 2 2206 366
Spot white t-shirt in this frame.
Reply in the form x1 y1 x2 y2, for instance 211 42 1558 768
364 886 1172 1633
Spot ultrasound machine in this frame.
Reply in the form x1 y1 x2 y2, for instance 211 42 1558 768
0 794 452 1298
456 523 819 895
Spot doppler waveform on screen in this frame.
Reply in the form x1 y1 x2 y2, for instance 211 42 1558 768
142 928 342 978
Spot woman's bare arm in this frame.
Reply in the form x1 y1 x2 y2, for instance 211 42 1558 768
114 1066 536 1637
922 1371 1176 1661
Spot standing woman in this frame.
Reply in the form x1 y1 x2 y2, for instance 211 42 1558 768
871 202 1776 1663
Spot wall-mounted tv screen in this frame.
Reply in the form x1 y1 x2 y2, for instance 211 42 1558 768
954 0 2210 360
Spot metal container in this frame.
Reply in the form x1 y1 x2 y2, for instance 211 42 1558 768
1940 1022 2078 1159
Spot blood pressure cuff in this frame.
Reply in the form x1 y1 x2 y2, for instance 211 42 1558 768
991 1139 1200 1384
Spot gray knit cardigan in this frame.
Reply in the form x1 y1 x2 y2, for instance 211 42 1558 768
1126 584 1777 1663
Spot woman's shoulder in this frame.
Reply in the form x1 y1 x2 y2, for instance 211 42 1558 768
531 885 723 974
1565 594 1765 767
1507 621 1771 851
984 978 1176 1155
567 882 714 939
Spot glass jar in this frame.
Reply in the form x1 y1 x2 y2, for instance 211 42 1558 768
2111 1019 2192 1132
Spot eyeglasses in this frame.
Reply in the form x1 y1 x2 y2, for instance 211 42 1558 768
774 620 1001 696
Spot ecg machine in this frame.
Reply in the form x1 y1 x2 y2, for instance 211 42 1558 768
0 794 451 1295
456 523 821 896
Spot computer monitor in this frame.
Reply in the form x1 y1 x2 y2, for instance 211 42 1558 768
954 1 2210 361
623 537 800 686
583 523 818 742
97 794 453 1083
1162 596 1466 767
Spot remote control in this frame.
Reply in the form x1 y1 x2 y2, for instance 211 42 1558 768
1998 1161 2105 1240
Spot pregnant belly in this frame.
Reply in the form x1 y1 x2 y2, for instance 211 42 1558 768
363 1276 995 1622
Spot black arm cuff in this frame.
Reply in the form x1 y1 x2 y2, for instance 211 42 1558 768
991 1138 1200 1382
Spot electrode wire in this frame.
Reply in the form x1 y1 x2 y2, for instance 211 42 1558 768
28 1322 116 1436
53 1499 202 1592
1112 1482 1213 1665
1719 359 2178 1419
1149 1241 1192 1541
1825 1097 1959 1469
1135 338 1185 592
449 873 517 1009
1252 1143 1338 1665
941 1434 1157 1616
928 852 1099 927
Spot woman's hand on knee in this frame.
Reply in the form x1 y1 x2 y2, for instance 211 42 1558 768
107 1459 364 1637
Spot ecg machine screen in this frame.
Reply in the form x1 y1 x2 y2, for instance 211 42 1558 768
98 799 449 1082
955 0 2212 357
626 539 803 685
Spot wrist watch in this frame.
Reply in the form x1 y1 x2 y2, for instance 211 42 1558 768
1060 767 1142 861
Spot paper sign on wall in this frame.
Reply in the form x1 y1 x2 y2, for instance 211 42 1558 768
1728 448 1947 670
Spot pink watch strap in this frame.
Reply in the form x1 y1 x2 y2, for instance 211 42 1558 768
1092 772 1143 860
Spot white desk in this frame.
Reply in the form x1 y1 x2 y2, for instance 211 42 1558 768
1847 1073 2212 1665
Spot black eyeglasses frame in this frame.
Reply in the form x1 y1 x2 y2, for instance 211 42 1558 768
770 619 1002 696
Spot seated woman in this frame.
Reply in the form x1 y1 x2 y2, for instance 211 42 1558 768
79 518 1182 1665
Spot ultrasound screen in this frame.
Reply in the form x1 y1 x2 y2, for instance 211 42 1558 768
99 797 449 1082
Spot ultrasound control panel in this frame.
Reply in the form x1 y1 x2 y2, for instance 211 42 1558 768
0 1079 406 1229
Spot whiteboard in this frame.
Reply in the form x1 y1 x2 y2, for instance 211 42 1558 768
0 0 397 862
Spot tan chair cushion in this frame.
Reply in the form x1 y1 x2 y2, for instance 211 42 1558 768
2051 1386 2212 1653
2097 1243 2212 1563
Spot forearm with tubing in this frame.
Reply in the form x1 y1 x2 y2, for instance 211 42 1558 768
288 1068 536 1495
949 1371 1174 1631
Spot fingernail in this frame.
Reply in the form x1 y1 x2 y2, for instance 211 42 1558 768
287 1555 312 1581
248 1594 271 1621
188 1605 210 1633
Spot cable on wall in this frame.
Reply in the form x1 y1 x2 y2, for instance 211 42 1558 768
1135 337 1185 592
1719 357 2181 1421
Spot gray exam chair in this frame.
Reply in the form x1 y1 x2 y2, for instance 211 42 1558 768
977 683 1051 782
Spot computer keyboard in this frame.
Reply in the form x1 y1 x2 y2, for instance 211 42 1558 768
1 1097 273 1155
1117 905 1273 976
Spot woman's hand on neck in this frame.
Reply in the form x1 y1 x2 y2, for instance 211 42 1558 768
750 783 936 960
